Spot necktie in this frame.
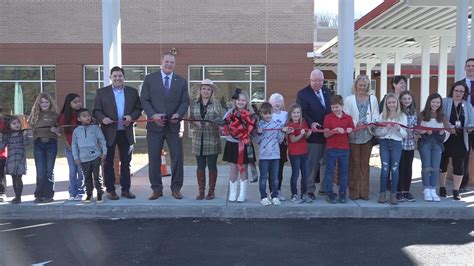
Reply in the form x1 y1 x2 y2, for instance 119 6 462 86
470 80 474 106
164 76 170 95
317 91 325 108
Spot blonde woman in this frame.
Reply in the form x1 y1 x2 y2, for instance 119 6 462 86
343 75 379 200
189 79 224 200
374 93 407 205
28 92 60 203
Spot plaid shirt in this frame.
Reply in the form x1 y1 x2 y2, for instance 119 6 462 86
402 113 417 151
189 99 224 156
0 132 28 175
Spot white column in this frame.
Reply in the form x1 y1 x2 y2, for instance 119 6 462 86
354 63 361 78
455 0 468 81
337 0 354 98
377 53 388 98
394 52 402 75
471 0 474 57
420 36 431 109
366 63 375 81
438 36 449 98
102 0 122 86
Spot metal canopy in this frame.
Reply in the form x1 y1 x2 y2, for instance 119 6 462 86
315 0 468 71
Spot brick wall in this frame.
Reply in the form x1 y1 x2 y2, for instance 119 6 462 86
1 0 313 44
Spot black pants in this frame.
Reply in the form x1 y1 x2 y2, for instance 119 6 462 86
461 133 474 188
11 175 23 198
0 158 6 195
398 150 414 192
104 131 132 193
80 157 103 196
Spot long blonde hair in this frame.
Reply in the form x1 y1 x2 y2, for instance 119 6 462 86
381 92 402 121
231 89 254 114
28 92 59 125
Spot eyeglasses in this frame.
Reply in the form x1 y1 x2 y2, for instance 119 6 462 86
453 90 465 93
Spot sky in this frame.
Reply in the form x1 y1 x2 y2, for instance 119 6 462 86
315 0 384 19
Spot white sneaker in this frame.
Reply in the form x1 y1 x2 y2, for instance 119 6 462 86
261 198 272 206
423 188 433 201
74 195 83 201
272 197 281 205
278 191 286 201
430 189 440 202
68 196 75 201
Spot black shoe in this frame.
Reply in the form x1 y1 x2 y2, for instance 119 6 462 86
317 190 326 196
396 192 406 202
121 191 136 199
84 194 92 203
97 193 103 203
439 187 447 197
326 193 337 204
404 192 416 202
308 192 316 200
250 176 258 183
453 190 461 201
338 193 347 203
34 198 43 203
10 197 21 204
42 198 54 203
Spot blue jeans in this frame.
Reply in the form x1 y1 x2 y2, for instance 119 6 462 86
379 139 402 193
34 138 57 199
324 149 349 194
258 159 280 199
65 145 84 197
418 140 443 189
289 154 308 196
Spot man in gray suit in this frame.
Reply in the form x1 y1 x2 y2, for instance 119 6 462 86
93 66 142 200
141 52 190 200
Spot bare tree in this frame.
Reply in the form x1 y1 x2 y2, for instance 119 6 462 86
315 12 338 28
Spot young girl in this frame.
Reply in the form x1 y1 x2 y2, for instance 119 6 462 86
0 116 29 204
58 93 84 201
374 93 407 205
268 93 288 201
28 92 60 203
286 104 311 204
223 89 256 202
397 91 417 202
417 93 449 202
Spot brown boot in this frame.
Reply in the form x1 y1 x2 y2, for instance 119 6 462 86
206 170 218 200
196 170 206 200
390 193 398 205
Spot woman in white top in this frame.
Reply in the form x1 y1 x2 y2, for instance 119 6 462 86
343 75 379 200
374 93 407 205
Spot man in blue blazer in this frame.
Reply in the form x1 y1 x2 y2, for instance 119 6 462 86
296 69 332 201
141 52 190 200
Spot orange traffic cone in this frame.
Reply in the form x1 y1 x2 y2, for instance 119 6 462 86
161 150 171 177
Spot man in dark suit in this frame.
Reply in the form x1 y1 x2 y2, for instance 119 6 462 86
93 66 142 200
459 58 474 192
140 52 190 200
296 69 332 201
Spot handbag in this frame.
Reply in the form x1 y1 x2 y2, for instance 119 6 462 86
368 95 379 146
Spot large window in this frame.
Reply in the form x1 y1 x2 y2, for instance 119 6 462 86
188 65 266 111
0 66 56 115
84 65 160 108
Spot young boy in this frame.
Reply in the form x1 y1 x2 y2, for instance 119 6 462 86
323 95 354 204
72 108 107 203
255 102 287 206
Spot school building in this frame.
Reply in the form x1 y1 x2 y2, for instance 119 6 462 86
0 0 314 121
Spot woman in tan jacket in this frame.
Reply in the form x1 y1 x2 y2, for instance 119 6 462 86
189 79 224 200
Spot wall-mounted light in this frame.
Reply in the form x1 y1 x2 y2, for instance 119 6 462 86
405 38 416 44
170 47 177 55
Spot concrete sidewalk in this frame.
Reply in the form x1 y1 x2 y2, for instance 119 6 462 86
1 151 473 220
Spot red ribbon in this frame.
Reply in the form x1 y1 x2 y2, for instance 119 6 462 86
224 109 255 172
